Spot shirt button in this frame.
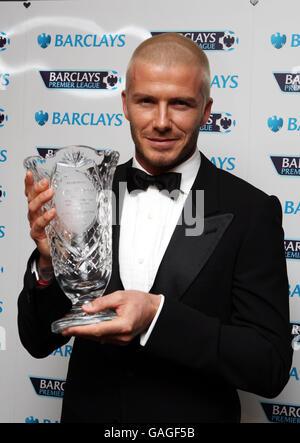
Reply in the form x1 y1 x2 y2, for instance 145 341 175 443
147 213 153 220
138 258 144 264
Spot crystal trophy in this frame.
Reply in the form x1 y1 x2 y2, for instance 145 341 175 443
24 146 119 333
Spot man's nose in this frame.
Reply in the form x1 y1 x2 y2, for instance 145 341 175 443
153 103 171 132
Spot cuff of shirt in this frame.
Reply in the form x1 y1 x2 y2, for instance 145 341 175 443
140 294 165 347
31 259 39 280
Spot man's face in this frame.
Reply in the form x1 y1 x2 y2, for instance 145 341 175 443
122 60 212 174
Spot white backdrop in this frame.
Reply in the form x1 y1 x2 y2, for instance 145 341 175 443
0 0 299 423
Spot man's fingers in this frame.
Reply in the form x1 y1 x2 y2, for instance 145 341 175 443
30 208 56 236
24 171 34 197
28 187 54 214
82 292 124 314
25 172 50 203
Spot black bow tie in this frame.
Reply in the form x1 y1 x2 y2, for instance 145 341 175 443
126 167 181 196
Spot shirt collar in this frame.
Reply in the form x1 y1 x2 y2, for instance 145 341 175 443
132 148 201 195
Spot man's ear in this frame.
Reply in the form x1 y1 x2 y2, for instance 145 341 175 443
121 90 129 121
200 98 213 127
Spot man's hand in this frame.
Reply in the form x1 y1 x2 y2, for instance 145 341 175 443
61 290 162 345
25 170 55 268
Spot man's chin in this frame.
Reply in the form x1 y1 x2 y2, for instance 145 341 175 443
135 142 197 173
137 153 178 173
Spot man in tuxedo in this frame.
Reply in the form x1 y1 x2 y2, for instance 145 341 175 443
18 33 292 423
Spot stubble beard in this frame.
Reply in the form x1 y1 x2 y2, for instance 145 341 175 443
130 123 200 174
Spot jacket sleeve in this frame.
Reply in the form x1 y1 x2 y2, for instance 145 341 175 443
145 195 293 398
17 249 72 358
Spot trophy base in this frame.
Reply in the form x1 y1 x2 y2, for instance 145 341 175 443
51 307 117 334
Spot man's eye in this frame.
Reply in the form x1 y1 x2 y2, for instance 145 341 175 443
138 97 153 104
174 100 188 107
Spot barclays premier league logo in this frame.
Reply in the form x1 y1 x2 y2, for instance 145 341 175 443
261 402 300 423
0 32 10 52
200 113 236 133
285 240 300 260
0 186 6 203
151 31 238 51
39 70 121 90
29 376 65 398
0 109 8 128
270 156 300 177
274 72 300 93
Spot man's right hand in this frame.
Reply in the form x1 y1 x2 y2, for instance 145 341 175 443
25 170 56 269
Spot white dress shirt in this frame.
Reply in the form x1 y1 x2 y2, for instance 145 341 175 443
119 148 201 345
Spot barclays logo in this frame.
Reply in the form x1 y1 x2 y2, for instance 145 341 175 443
37 33 51 49
271 32 300 48
273 72 300 93
268 116 300 132
38 33 126 48
0 32 10 52
200 112 236 133
0 109 8 127
35 110 49 126
151 31 238 51
39 70 121 90
271 33 287 49
268 115 283 132
35 111 123 127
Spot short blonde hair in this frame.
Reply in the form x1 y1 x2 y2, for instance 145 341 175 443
126 33 211 103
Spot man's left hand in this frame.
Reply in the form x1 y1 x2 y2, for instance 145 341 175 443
61 290 161 345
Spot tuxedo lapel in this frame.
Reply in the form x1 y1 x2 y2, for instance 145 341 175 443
150 153 234 300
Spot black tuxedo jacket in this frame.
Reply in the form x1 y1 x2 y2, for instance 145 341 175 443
18 152 292 423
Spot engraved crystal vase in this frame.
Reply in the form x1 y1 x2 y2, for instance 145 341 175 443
24 146 119 333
